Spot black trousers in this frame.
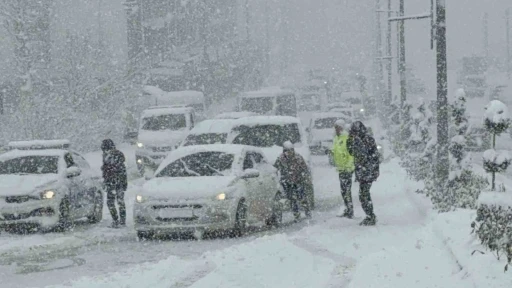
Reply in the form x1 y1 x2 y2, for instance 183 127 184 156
359 182 375 218
282 182 310 217
106 185 126 224
339 172 353 213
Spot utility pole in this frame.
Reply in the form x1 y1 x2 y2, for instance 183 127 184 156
398 0 406 110
265 0 270 78
436 0 449 194
386 0 393 107
483 12 489 61
373 0 385 118
507 8 510 80
245 0 250 43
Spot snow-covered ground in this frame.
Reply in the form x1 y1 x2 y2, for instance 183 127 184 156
1 155 498 288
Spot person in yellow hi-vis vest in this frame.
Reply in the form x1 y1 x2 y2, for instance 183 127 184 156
331 119 355 218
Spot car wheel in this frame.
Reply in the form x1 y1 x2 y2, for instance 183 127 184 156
137 163 145 177
55 198 72 232
87 190 103 224
266 192 283 228
137 230 154 241
231 200 247 238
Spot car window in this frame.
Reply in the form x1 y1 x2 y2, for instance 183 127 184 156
0 156 59 174
243 154 254 170
183 133 228 146
64 153 76 168
72 153 90 169
156 152 234 178
232 124 301 147
141 114 187 131
252 152 266 164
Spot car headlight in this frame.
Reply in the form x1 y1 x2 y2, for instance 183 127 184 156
216 193 226 201
137 142 144 148
136 195 145 203
41 190 55 199
377 145 382 150
360 108 365 112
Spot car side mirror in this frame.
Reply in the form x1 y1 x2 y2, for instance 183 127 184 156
66 166 81 178
305 127 310 133
241 168 260 179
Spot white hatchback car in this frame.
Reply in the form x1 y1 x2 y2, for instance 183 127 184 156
134 144 282 239
0 140 103 232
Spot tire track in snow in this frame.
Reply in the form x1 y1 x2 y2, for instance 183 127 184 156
168 261 216 288
290 237 357 287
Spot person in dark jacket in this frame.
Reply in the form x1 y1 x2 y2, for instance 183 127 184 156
346 121 380 226
101 139 128 228
274 141 312 221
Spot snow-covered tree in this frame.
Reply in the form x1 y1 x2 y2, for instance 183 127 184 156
483 100 511 191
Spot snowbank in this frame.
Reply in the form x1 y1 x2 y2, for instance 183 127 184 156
48 234 336 288
483 149 511 165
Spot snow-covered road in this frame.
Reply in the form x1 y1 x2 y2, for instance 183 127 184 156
0 156 470 288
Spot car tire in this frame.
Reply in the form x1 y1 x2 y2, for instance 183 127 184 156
137 163 145 177
231 200 247 238
137 230 154 241
55 198 72 232
87 190 103 224
265 192 283 228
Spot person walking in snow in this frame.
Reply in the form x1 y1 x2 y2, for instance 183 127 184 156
274 141 312 221
331 119 355 218
101 139 128 228
346 121 380 226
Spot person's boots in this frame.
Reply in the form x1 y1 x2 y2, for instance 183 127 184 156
340 208 354 219
359 215 377 226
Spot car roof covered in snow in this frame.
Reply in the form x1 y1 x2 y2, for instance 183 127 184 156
143 87 204 106
7 139 70 150
141 106 193 118
311 112 350 119
0 149 66 161
240 87 295 98
188 119 237 135
157 144 259 172
232 116 301 127
214 111 259 119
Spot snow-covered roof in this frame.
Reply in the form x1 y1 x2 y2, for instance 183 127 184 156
188 119 237 134
484 100 510 124
141 106 193 118
143 87 204 106
327 102 352 109
157 144 257 173
214 111 260 119
240 87 295 99
7 139 70 150
0 149 66 161
232 116 301 127
143 85 165 96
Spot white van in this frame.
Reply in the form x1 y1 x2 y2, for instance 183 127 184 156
143 87 206 119
135 106 196 175
237 87 298 117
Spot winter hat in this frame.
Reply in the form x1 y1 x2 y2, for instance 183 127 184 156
283 141 294 151
101 139 115 151
350 121 367 135
334 119 346 128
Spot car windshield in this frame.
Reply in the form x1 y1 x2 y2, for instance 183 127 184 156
182 133 228 146
156 152 235 177
314 117 343 129
0 156 59 175
240 97 273 114
232 124 301 147
141 114 187 131
276 94 297 116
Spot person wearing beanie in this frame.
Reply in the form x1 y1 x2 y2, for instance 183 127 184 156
331 119 355 218
101 139 128 228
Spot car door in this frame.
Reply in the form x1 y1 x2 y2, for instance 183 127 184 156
72 152 97 215
63 153 84 217
242 152 265 221
251 152 276 216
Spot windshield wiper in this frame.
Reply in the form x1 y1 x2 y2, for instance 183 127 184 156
205 164 225 176
179 160 200 176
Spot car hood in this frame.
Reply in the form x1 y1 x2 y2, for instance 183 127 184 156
0 174 60 197
142 176 237 201
138 130 188 147
311 129 334 142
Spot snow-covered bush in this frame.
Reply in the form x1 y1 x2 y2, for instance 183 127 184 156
427 90 488 211
473 193 512 265
483 100 511 190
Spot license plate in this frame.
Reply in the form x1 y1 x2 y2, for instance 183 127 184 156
158 208 193 218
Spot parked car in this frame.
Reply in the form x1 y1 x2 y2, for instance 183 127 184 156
0 140 103 232
180 119 236 147
306 112 349 155
136 106 196 175
214 111 259 119
134 144 283 239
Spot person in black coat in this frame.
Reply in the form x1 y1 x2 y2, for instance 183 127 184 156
346 121 380 226
101 139 128 227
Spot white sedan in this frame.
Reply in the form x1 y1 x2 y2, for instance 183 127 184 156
134 144 283 239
